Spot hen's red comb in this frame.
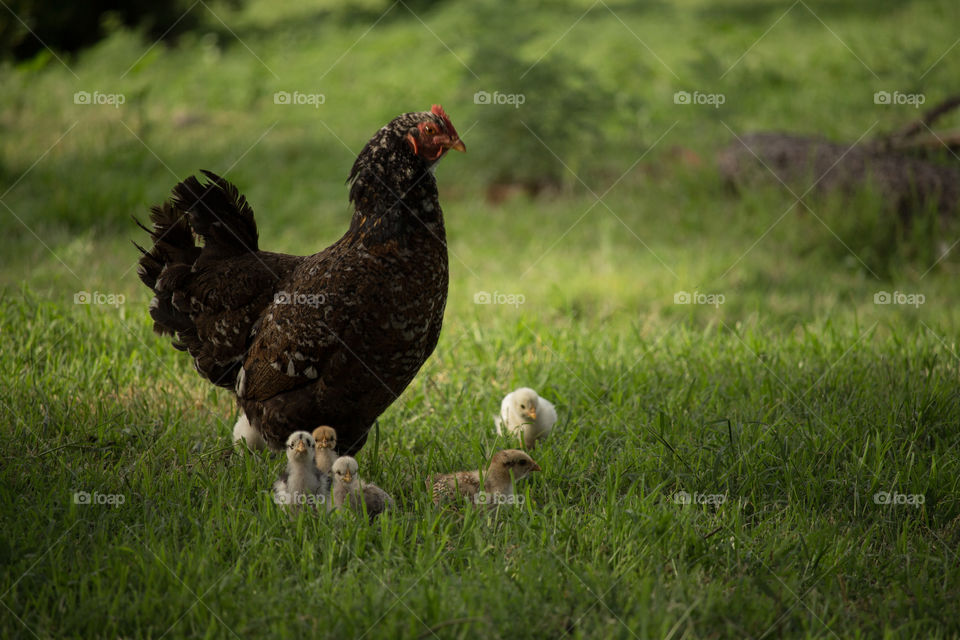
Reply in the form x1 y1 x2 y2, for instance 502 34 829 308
431 104 459 138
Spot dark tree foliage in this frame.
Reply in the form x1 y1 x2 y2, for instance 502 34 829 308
0 0 240 60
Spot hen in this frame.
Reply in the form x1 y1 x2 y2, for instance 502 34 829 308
136 105 465 454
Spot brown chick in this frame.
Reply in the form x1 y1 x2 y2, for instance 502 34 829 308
430 449 540 506
311 426 338 475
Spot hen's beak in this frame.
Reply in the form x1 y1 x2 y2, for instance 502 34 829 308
343 471 353 483
447 138 466 153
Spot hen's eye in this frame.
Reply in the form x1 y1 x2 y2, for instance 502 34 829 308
424 123 438 135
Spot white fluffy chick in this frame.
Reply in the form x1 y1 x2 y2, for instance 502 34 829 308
330 456 394 521
311 426 338 475
494 387 557 449
430 449 541 506
272 431 329 511
233 412 266 451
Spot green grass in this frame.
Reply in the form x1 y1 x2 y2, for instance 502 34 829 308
3 0 960 637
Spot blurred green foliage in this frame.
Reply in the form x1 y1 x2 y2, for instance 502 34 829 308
461 1 642 190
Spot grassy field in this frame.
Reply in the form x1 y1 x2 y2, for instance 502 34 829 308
3 0 960 637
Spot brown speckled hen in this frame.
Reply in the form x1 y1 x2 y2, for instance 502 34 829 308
136 105 464 454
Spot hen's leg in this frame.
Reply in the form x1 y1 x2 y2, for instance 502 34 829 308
232 412 267 450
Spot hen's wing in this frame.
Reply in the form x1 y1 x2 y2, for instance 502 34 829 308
235 249 360 443
237 240 418 451
236 254 339 403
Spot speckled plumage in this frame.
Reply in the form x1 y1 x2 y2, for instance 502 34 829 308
136 106 464 454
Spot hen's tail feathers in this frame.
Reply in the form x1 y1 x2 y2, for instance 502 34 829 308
135 171 260 388
173 170 259 259
134 201 201 337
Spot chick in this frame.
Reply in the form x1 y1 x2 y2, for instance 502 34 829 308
430 449 541 506
311 426 338 475
272 431 330 511
330 456 394 520
232 412 266 451
494 387 557 449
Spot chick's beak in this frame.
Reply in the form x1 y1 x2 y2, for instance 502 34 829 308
295 441 306 454
531 462 542 472
343 472 352 483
